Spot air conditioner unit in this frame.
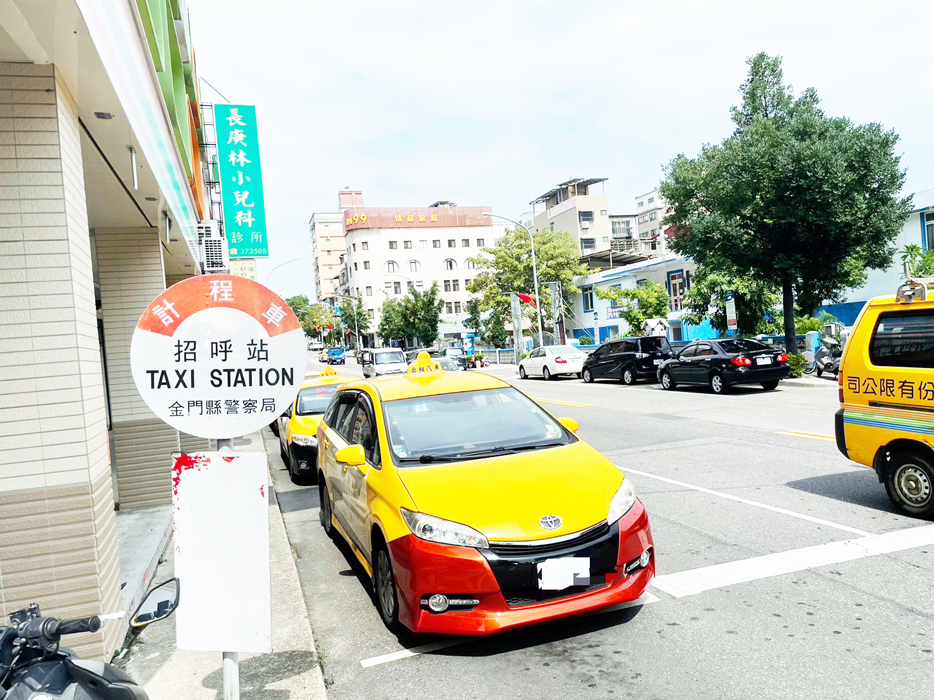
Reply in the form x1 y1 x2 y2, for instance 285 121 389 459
198 221 229 273
581 220 591 229
197 220 219 244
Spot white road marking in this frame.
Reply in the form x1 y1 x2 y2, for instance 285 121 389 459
652 524 934 598
358 593 659 668
620 466 871 537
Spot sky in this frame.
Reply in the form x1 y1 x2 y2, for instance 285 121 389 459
188 0 934 300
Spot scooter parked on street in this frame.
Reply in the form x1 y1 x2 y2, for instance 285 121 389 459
0 578 179 700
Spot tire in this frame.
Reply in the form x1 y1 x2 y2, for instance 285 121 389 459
519 365 527 379
884 452 934 519
582 368 594 383
761 381 779 391
543 366 552 380
621 367 636 385
709 372 728 394
660 371 675 390
816 367 823 378
373 539 402 633
270 421 279 437
319 477 335 536
577 372 582 379
280 438 288 465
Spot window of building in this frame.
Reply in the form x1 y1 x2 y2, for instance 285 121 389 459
648 196 655 204
445 302 453 314
549 222 554 231
386 260 398 273
582 286 594 312
452 279 459 292
366 286 372 296
476 238 484 247
462 238 469 247
352 243 356 251
420 240 428 249
384 282 392 294
409 260 421 272
416 281 423 291
454 302 461 314
581 238 596 251
443 259 457 271
579 211 594 223
927 213 934 249
363 261 370 270
389 241 398 249
638 201 644 208
433 240 441 248
650 212 657 221
448 239 456 248
602 236 609 243
465 259 477 270
393 281 402 295
404 240 412 249
444 280 451 292
407 281 415 291
367 309 375 318
465 279 471 288
353 262 358 271
362 241 369 250
669 271 685 312
600 210 607 216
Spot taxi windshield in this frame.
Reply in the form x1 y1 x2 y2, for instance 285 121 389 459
296 385 338 415
375 350 406 365
383 388 574 464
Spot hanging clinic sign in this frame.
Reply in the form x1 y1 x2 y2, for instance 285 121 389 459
214 104 269 258
130 275 306 439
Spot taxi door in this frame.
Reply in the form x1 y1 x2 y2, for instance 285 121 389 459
319 391 360 534
342 393 381 552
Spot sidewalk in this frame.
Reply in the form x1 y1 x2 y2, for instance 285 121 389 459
120 431 328 700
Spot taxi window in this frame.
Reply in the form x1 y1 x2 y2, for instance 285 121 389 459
296 385 338 416
869 310 934 369
351 398 380 466
330 394 358 441
382 387 574 464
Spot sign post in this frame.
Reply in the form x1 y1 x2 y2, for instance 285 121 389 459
725 290 738 334
131 275 305 700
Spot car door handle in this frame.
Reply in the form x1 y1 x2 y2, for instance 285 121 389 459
323 437 330 449
342 465 349 473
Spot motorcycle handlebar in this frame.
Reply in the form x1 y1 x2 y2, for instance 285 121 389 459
20 616 101 642
55 617 101 636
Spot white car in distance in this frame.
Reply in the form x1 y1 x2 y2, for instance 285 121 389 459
518 345 586 380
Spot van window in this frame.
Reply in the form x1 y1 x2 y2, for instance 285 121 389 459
869 310 934 369
640 336 671 353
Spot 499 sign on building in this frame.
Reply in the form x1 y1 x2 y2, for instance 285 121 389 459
130 275 306 439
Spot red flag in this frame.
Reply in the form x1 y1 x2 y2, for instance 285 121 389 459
516 293 537 307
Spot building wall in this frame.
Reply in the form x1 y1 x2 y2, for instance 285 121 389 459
0 63 122 660
310 211 344 301
532 194 611 251
635 189 669 254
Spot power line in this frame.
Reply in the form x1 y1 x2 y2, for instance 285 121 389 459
200 77 231 103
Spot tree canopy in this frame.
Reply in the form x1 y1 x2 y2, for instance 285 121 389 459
596 281 670 336
660 52 912 352
902 244 934 277
285 294 311 323
464 299 484 338
377 299 405 345
680 267 780 336
400 282 445 347
338 295 370 340
300 303 337 341
483 309 509 348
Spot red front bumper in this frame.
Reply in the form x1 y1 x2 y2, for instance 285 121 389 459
388 499 654 635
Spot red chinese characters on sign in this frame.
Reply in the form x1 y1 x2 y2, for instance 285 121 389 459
342 206 493 231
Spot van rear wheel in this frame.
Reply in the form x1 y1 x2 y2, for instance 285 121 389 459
884 452 934 519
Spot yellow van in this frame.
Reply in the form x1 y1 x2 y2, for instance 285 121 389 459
835 276 934 518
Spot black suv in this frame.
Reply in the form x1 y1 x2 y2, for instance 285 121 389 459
581 336 673 385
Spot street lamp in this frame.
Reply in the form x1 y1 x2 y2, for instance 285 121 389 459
481 212 545 348
264 256 305 287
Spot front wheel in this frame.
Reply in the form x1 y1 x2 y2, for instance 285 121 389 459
319 478 335 536
660 371 675 390
543 366 552 380
373 541 402 633
761 380 779 391
884 452 934 519
621 367 636 385
709 372 728 394
582 368 594 383
519 365 527 379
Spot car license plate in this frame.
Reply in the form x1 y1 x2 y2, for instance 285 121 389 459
537 557 590 591
756 356 773 365
653 359 663 365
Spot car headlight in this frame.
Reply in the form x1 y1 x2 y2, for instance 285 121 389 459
400 508 489 549
292 434 317 448
607 478 636 525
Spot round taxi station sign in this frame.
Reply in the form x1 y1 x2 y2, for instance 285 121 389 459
130 275 306 439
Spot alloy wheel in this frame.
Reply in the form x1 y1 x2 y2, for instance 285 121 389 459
582 369 593 383
376 548 397 621
661 372 672 390
710 373 724 394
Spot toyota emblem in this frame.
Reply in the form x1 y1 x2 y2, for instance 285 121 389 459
539 515 562 530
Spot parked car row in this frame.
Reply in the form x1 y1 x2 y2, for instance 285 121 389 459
519 336 791 393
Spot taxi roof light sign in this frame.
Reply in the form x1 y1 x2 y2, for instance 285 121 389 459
319 365 340 379
407 351 444 379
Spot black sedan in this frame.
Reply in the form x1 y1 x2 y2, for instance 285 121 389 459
657 338 790 394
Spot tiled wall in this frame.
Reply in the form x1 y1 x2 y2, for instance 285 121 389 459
0 63 122 659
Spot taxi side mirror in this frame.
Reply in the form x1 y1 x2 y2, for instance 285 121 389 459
558 417 579 433
336 445 366 467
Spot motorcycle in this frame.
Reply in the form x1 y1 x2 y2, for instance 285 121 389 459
813 336 841 378
0 578 179 699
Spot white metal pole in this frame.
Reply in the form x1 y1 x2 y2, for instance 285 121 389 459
525 226 545 348
216 436 240 700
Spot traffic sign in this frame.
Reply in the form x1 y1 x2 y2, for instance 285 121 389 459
130 275 306 439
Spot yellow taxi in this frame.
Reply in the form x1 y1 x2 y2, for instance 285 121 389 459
835 275 934 518
315 352 654 635
278 366 346 484
318 348 330 362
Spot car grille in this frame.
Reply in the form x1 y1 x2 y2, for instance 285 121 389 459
488 521 610 557
503 578 608 607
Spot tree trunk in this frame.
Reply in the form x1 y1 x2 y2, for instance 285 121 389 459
782 277 797 355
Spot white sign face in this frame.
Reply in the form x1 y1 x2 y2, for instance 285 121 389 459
130 275 306 439
725 289 738 332
173 452 270 652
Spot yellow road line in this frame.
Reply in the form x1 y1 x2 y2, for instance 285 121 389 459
530 397 591 408
776 430 836 442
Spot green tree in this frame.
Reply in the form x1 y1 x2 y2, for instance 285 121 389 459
301 303 336 342
377 299 405 345
661 52 912 353
338 295 370 342
680 266 780 336
483 308 509 348
595 281 670 336
401 282 445 347
286 294 311 323
464 299 484 339
466 228 588 324
902 244 934 277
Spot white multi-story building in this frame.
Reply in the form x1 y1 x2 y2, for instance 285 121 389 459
530 178 611 254
634 188 671 254
309 189 364 302
338 199 505 346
